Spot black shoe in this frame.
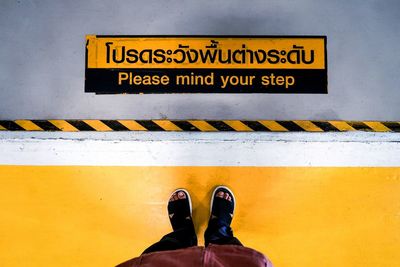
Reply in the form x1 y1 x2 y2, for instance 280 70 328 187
209 186 235 227
168 189 194 231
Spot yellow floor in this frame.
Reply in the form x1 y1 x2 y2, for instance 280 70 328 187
0 166 399 266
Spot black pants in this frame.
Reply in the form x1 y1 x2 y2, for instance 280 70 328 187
142 218 242 254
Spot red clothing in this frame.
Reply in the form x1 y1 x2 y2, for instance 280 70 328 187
117 244 273 267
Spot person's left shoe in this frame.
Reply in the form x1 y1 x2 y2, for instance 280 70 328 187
168 189 194 231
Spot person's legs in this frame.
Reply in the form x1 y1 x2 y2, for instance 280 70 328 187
204 218 242 246
142 189 198 254
142 221 197 254
204 186 243 246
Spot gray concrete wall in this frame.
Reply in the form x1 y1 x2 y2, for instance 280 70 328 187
1 0 399 120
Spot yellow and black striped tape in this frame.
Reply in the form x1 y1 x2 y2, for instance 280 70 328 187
0 120 399 132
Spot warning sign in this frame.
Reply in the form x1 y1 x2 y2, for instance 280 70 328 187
85 36 327 94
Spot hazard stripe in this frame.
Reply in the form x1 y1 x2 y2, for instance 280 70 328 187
117 120 147 131
49 120 79 132
136 120 165 131
293 121 323 132
277 121 305 131
347 121 373 131
15 120 43 131
83 120 113 131
153 120 182 131
258 121 288 131
0 120 400 132
172 121 202 132
382 122 400 132
66 120 96 131
223 120 253 132
241 121 270 131
0 121 25 131
101 120 130 131
363 122 391 132
311 121 340 132
328 121 356 132
206 121 235 131
32 120 61 131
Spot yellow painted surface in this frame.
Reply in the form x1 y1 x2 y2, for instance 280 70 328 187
0 166 399 267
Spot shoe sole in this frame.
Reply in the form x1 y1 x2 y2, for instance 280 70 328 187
210 185 236 216
170 188 192 215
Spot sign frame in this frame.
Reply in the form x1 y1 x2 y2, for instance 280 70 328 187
85 35 328 94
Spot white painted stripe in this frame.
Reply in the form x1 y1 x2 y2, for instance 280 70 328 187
1 131 400 142
0 132 399 166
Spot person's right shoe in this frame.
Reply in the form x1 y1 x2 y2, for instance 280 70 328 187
209 185 236 227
